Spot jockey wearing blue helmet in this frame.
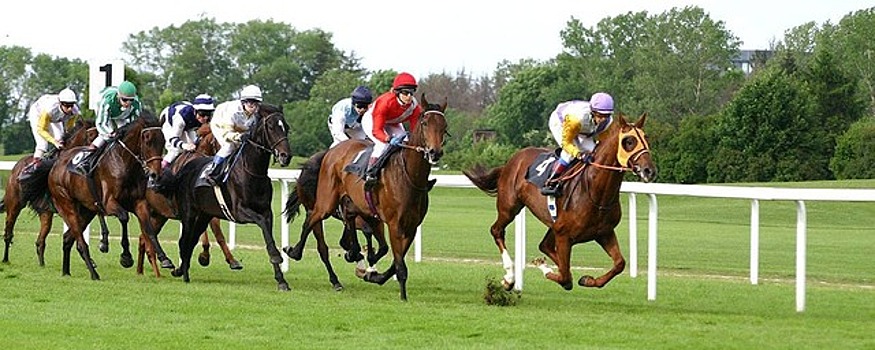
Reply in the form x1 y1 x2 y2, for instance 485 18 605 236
328 85 373 148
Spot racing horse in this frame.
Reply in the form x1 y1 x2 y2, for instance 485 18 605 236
294 94 447 300
26 113 166 279
137 122 242 274
463 113 656 290
283 150 388 291
2 120 94 265
155 103 292 290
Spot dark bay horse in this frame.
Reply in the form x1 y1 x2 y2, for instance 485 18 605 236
29 114 166 279
2 120 103 265
137 122 242 274
283 150 388 291
463 113 656 290
294 94 448 300
155 103 292 290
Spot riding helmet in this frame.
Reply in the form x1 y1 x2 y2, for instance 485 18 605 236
351 86 373 104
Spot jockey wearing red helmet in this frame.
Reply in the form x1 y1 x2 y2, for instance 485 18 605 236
360 72 422 189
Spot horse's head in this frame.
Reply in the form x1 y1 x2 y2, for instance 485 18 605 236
411 93 449 164
115 111 165 182
251 103 291 167
611 113 657 183
195 123 219 155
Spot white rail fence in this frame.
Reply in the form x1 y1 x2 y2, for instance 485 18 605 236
2 161 873 312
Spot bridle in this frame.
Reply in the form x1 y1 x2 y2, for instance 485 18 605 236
396 109 447 192
115 126 164 174
244 112 289 161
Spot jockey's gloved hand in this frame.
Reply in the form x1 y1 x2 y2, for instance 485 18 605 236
389 134 405 146
181 143 196 151
578 152 594 163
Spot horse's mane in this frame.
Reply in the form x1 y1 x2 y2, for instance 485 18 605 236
260 103 282 115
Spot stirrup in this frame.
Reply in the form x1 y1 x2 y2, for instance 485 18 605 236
363 175 378 190
540 182 561 196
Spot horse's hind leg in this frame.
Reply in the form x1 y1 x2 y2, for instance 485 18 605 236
490 203 523 290
198 231 211 267
579 232 626 288
207 218 242 270
35 212 54 266
284 214 312 261
3 198 23 263
312 218 343 291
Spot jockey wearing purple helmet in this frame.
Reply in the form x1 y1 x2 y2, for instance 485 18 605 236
541 92 614 196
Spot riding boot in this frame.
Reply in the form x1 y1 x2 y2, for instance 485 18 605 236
540 161 568 196
18 157 41 180
201 157 225 183
363 157 380 190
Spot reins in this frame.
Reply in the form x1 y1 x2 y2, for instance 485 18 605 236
116 126 164 173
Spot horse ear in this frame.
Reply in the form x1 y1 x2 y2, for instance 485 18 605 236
635 112 648 128
420 93 429 106
440 96 448 112
616 112 628 126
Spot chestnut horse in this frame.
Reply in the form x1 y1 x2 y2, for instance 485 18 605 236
463 113 656 290
294 94 447 300
2 120 95 265
154 103 292 290
137 123 242 274
27 114 166 279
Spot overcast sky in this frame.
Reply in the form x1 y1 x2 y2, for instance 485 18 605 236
1 1 871 78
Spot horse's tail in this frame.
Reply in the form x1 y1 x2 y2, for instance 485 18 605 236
285 150 327 222
463 164 502 196
19 160 54 212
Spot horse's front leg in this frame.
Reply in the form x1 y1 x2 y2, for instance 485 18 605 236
312 218 342 291
579 232 626 288
133 200 173 270
3 197 24 264
536 228 573 290
255 215 290 291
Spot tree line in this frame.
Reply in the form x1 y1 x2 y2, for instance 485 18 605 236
1 6 873 182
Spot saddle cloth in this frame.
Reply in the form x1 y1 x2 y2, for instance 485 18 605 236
525 149 561 188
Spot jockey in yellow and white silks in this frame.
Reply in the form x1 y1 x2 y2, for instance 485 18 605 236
20 88 81 178
201 85 262 182
541 92 614 196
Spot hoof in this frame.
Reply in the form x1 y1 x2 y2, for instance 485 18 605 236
578 275 596 288
227 259 243 270
99 241 109 253
278 283 291 291
283 246 302 261
198 253 210 267
160 258 175 269
501 279 515 291
120 253 134 268
343 250 364 263
170 268 183 277
332 283 344 292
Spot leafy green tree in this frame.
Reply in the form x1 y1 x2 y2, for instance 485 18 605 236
830 116 875 179
830 8 875 113
709 66 830 182
658 114 716 183
484 64 558 147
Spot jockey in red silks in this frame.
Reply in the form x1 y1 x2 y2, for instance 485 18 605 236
360 72 422 189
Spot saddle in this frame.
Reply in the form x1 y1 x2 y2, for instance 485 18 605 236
525 149 561 188
342 145 401 181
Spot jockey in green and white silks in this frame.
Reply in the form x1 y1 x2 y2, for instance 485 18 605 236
73 80 141 174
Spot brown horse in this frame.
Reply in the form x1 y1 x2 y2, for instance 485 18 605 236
29 114 166 279
137 123 242 274
283 150 388 291
294 94 448 300
2 120 104 265
463 113 656 290
154 103 292 290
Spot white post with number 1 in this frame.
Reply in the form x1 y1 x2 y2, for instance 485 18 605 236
88 60 125 111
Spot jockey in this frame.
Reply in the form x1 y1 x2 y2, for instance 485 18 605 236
201 84 262 182
540 92 614 196
361 72 422 189
160 94 215 170
73 80 142 175
328 85 373 148
20 88 81 179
